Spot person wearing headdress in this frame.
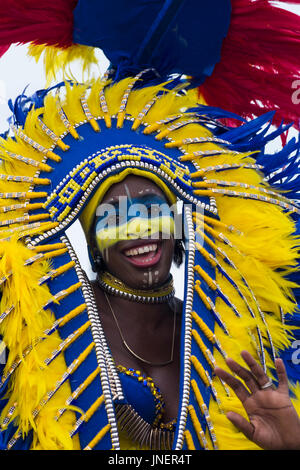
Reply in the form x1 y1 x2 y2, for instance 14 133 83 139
0 0 300 451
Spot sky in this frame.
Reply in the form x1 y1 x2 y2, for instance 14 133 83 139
0 3 299 298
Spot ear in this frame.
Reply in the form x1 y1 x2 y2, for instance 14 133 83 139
88 244 107 273
87 245 98 273
173 239 185 267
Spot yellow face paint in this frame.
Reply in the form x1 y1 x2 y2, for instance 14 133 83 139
95 215 175 252
93 195 175 252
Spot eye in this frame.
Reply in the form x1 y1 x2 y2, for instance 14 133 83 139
95 212 119 230
107 214 118 225
148 204 160 216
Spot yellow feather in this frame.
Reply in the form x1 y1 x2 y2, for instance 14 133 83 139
27 44 98 85
1 77 299 451
87 78 108 118
62 82 89 125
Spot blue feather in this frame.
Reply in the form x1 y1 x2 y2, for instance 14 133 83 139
73 0 231 83
277 218 300 390
221 112 276 144
0 129 9 139
257 136 299 170
5 82 66 128
188 105 246 123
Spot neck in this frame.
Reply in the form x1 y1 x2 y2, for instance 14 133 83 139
109 294 174 330
97 270 175 304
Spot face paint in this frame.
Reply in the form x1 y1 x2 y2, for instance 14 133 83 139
124 183 133 204
94 195 175 253
149 268 153 287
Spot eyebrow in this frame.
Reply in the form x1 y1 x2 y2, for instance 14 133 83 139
104 192 167 205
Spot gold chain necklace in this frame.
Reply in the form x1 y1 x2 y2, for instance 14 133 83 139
104 292 177 367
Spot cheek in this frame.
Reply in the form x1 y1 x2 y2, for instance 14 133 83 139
163 238 175 266
95 236 116 255
95 214 175 251
100 245 118 266
94 226 118 253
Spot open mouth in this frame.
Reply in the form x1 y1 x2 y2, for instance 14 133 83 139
122 241 162 267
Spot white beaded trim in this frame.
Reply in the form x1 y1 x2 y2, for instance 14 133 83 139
174 206 195 450
60 234 122 450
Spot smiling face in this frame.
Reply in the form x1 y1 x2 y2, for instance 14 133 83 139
90 175 176 290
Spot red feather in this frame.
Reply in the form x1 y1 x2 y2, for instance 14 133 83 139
198 0 300 129
0 45 10 57
0 0 299 131
0 0 77 57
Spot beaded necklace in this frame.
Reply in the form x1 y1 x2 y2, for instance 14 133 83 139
97 271 175 304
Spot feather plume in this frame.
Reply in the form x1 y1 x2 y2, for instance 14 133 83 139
198 0 300 129
0 0 77 55
27 43 98 83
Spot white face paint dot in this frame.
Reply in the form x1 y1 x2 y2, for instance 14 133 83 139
124 184 132 203
147 269 153 287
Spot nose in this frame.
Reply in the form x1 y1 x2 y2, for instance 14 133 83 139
127 217 151 239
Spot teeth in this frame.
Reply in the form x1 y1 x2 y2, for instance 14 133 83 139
124 243 158 257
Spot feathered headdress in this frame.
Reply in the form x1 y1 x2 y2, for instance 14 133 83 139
0 0 299 128
0 0 299 452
